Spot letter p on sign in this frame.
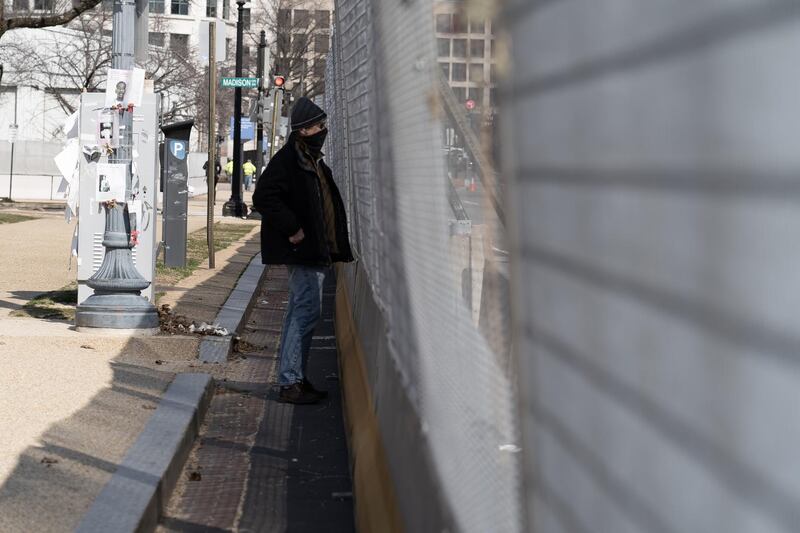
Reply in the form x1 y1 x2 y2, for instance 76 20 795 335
170 140 186 160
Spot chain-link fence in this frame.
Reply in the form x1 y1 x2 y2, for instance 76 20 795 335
325 0 520 531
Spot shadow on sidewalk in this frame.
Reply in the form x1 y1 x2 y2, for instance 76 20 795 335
0 233 263 532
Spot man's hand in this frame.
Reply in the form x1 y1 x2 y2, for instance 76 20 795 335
289 228 305 244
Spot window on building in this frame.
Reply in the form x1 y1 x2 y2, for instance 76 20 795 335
315 10 330 29
294 9 310 28
470 39 484 58
439 62 450 81
469 63 484 83
171 0 188 15
490 63 497 82
470 18 485 34
206 0 216 17
490 87 497 107
170 33 189 53
452 63 466 82
315 34 330 54
452 39 466 58
33 0 53 10
12 0 28 11
453 12 467 33
292 34 307 55
435 14 451 33
468 87 483 105
149 32 165 46
313 59 326 78
226 37 232 55
437 38 450 57
148 0 164 13
242 45 252 70
222 0 229 19
452 86 466 102
490 38 496 58
242 8 250 29
278 8 290 27
277 30 290 54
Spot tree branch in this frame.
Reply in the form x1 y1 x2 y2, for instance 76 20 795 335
2 0 103 35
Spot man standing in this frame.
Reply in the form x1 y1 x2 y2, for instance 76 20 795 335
242 159 257 191
252 97 353 404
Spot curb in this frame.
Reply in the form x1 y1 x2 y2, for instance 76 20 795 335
75 253 267 532
199 252 267 363
75 373 214 533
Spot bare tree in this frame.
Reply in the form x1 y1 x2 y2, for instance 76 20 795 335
1 6 202 121
247 0 331 101
0 0 103 39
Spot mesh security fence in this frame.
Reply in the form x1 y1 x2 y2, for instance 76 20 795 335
325 0 521 531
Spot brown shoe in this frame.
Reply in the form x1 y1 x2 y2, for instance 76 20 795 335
302 378 329 399
279 383 319 404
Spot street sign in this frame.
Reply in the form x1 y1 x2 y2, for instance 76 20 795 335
465 99 476 110
7 124 18 143
197 19 227 65
229 117 255 140
221 77 258 89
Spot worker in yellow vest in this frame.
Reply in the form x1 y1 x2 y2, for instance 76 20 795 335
243 159 257 191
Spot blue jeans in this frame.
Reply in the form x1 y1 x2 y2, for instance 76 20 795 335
277 265 329 385
244 174 253 190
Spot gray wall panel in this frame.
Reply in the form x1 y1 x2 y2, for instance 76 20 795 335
507 2 800 532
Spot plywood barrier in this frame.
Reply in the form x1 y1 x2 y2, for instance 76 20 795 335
335 266 404 533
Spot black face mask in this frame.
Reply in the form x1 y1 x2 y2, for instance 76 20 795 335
301 128 327 153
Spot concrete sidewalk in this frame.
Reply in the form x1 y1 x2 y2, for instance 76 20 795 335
0 190 263 532
0 184 254 313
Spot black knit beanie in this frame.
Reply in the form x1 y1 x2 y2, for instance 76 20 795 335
290 96 327 131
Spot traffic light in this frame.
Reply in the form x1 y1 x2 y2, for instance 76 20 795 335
274 75 285 88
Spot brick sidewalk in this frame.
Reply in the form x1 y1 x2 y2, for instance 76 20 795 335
158 266 355 533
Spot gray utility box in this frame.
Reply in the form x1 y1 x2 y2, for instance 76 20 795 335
76 92 160 305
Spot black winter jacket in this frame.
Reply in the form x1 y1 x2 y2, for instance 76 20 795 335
252 137 354 266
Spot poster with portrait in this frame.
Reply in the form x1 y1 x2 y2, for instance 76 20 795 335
95 163 126 202
105 68 145 107
97 109 119 148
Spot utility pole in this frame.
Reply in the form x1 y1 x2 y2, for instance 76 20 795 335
255 30 266 176
8 87 17 201
222 0 248 218
207 21 217 268
246 30 267 221
269 84 283 158
75 0 158 331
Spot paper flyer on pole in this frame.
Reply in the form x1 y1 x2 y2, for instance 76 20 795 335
97 109 120 148
105 68 145 107
95 163 126 202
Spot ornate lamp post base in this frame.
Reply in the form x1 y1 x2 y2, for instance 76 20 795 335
75 204 159 333
75 292 159 332
222 198 249 218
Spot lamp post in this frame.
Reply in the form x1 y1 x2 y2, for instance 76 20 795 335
222 0 249 218
75 0 158 331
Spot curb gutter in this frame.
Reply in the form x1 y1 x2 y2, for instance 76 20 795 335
75 373 213 533
199 252 266 363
